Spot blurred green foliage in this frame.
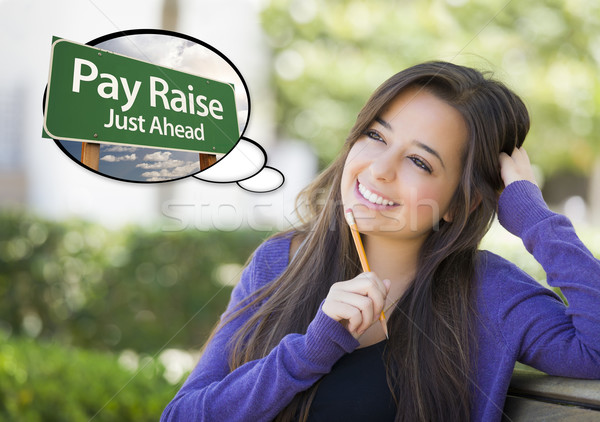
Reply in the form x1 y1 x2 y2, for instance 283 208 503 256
2 207 599 358
0 336 176 422
260 0 600 175
0 208 270 353
0 207 598 421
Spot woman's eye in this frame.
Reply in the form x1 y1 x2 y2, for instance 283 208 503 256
409 156 432 174
365 130 385 143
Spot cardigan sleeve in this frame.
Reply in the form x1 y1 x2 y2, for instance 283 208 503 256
160 235 359 422
494 180 600 378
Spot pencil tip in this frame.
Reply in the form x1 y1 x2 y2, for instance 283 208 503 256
381 319 389 339
344 209 356 226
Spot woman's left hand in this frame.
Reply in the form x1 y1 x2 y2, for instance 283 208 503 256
499 147 538 188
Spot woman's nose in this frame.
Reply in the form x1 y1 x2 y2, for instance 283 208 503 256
370 152 397 182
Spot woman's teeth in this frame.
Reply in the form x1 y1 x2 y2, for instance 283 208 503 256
358 182 395 206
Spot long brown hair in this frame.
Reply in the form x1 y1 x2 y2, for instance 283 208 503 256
221 61 529 421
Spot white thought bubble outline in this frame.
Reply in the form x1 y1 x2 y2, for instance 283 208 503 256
193 137 285 193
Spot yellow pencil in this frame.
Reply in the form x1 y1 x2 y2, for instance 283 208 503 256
344 208 389 339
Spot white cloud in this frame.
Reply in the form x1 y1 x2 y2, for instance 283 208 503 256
136 159 185 170
143 151 172 162
140 161 199 181
104 146 137 153
100 153 137 162
99 35 189 70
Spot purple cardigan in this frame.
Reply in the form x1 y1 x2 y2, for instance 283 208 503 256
161 181 600 421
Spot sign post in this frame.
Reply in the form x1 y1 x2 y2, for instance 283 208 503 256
81 142 100 170
199 153 216 170
44 37 239 169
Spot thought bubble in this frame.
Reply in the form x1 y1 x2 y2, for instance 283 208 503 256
237 167 285 193
193 137 266 182
43 29 283 192
193 137 285 192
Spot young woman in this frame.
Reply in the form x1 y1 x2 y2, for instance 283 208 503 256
161 62 600 422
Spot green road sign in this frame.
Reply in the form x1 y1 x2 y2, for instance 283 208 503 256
44 37 239 154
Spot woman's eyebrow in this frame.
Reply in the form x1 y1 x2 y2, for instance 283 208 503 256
375 117 391 130
374 117 446 170
412 140 446 169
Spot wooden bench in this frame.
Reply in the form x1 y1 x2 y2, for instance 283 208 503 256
502 368 600 421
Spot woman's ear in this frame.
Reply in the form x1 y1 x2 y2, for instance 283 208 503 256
442 210 454 223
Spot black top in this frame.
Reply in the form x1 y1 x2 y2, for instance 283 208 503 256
306 340 397 421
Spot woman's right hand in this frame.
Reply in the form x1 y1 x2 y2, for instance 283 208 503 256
322 272 391 338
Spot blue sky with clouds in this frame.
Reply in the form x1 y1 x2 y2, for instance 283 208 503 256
58 140 201 182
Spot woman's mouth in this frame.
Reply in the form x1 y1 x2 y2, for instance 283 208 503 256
354 181 400 209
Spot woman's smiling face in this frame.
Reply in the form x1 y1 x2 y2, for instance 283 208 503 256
341 86 468 240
